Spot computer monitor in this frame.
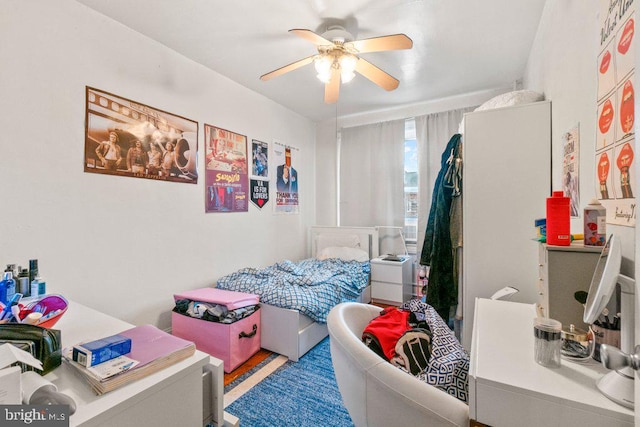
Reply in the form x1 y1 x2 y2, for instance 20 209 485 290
583 234 635 409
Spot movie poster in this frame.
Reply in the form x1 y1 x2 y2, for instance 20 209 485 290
562 124 580 217
596 1 636 226
84 87 198 184
252 140 269 179
273 142 299 214
204 125 249 213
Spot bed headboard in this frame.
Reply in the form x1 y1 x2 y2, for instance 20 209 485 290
309 226 379 259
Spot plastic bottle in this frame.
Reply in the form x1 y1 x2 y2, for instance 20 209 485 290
17 268 30 296
38 277 46 296
0 278 7 306
546 191 571 246
28 259 38 287
584 198 606 246
31 277 40 298
2 270 16 302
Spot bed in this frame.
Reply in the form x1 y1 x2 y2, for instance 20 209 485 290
216 226 379 361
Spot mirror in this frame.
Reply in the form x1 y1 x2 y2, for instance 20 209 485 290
583 234 621 324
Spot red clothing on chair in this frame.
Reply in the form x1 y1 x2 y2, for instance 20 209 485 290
362 307 411 360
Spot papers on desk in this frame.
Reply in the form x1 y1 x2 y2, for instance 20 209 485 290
0 344 47 404
63 324 196 395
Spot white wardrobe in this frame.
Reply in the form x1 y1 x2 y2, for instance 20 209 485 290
461 100 551 350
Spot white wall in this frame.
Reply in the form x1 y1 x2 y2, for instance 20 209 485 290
0 0 316 329
524 0 635 273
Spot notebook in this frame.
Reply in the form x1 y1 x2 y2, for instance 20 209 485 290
64 324 196 395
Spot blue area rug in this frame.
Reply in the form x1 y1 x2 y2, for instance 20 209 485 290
225 337 354 427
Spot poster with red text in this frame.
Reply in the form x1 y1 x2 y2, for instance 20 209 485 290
204 125 249 213
597 1 636 226
273 142 299 214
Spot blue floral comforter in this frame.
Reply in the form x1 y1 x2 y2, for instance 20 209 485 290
216 258 370 323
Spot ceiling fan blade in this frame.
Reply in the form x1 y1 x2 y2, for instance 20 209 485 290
355 58 399 91
345 34 413 53
260 55 316 81
325 68 341 104
289 29 333 47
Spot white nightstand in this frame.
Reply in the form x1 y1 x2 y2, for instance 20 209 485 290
370 255 412 305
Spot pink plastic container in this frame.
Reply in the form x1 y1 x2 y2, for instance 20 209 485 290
171 288 260 373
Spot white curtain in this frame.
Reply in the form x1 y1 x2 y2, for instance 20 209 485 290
415 108 474 258
339 119 405 227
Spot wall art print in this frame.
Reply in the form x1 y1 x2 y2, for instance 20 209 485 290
251 139 269 179
250 179 269 209
205 125 249 213
84 87 198 184
596 1 636 226
562 124 580 217
274 142 299 214
250 139 270 209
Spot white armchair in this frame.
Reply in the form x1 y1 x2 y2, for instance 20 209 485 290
327 302 469 427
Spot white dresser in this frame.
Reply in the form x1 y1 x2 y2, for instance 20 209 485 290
469 298 633 426
537 241 601 329
45 300 234 427
370 256 412 305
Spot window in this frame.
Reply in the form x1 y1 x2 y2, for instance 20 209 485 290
404 119 418 243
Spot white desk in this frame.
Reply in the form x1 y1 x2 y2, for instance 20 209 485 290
44 301 222 427
469 298 633 427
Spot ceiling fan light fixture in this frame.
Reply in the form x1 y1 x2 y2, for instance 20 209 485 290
314 54 333 83
261 27 412 102
316 70 332 83
341 69 355 83
339 54 357 83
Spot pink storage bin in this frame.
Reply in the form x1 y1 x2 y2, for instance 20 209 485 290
172 287 260 373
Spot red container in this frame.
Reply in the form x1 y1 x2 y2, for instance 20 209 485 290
172 288 260 373
546 191 570 246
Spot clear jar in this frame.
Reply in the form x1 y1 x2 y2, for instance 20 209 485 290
534 317 562 368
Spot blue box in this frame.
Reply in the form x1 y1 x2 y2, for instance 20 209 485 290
534 218 547 238
72 334 132 367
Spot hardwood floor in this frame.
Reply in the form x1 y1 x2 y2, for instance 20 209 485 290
223 348 273 386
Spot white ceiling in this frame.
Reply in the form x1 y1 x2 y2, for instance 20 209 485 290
76 0 547 122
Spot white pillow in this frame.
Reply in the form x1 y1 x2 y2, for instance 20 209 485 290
459 90 544 134
476 90 544 111
317 246 369 262
316 234 361 254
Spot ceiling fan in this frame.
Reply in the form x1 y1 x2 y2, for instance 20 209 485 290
260 25 413 104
